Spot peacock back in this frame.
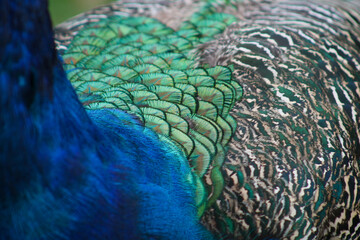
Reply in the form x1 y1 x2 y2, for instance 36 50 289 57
55 0 360 239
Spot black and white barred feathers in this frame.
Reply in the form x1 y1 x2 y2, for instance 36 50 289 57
55 0 360 239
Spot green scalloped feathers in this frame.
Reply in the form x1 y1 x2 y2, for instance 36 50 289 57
61 5 242 217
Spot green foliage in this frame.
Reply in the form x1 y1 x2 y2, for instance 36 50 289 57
49 0 112 25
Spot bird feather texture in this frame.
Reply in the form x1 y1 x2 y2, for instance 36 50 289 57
1 0 360 239
0 0 213 239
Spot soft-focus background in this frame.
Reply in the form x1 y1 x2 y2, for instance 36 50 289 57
49 0 113 25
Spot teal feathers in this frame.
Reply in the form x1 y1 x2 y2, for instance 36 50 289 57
59 6 242 217
53 0 360 239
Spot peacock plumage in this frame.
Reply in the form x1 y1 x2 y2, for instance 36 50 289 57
1 0 360 239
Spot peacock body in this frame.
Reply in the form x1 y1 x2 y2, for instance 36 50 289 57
1 0 360 239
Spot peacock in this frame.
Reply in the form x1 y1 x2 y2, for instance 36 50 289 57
1 0 360 239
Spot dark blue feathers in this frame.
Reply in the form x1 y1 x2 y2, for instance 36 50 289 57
0 0 212 239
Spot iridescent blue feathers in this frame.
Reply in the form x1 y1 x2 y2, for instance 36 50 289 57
0 0 212 239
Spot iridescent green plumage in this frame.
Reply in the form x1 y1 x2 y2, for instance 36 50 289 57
61 5 242 217
55 0 360 239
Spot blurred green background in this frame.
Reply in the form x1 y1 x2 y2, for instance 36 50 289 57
49 0 113 26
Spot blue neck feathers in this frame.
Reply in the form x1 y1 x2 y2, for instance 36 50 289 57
0 0 96 204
